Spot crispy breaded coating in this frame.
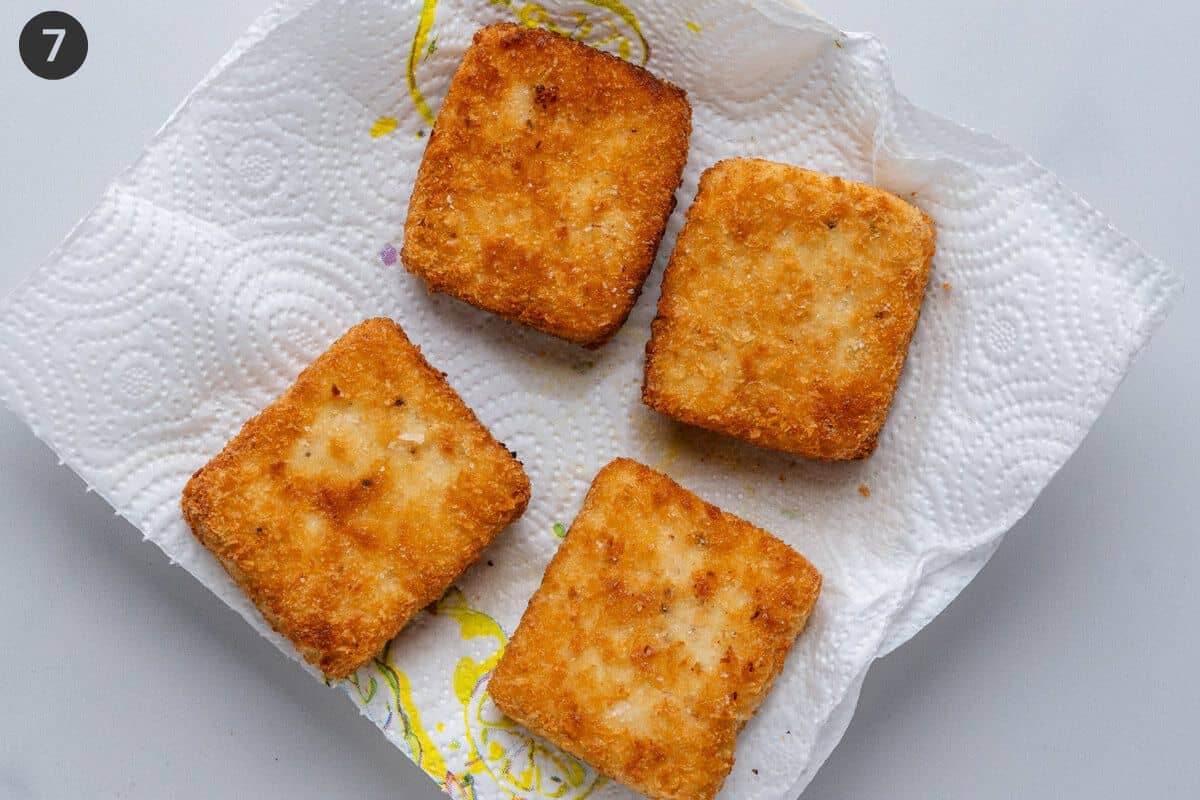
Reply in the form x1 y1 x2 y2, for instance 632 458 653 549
643 158 936 460
488 458 821 800
181 318 529 678
402 23 692 347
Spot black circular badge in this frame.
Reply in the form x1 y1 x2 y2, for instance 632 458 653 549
19 11 87 80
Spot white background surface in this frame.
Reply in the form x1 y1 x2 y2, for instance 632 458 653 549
1 2 1196 798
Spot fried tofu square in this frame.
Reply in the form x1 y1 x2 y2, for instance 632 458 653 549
181 318 529 678
402 23 692 347
643 158 936 460
488 458 821 800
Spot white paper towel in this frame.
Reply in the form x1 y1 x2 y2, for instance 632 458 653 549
0 1 1181 797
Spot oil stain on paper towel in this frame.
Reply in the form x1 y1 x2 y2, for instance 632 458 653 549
350 587 606 798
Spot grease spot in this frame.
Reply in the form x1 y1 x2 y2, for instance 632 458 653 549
370 116 398 138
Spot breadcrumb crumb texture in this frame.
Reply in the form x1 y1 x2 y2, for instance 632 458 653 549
181 318 530 678
643 158 936 460
488 459 821 800
402 23 692 347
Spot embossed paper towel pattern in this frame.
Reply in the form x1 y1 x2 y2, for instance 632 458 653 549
0 1 1180 798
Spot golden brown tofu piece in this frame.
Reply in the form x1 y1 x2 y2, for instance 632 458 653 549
181 318 529 678
488 458 821 800
643 158 936 459
402 23 692 347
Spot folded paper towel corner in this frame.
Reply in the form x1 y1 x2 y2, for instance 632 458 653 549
0 1 1182 798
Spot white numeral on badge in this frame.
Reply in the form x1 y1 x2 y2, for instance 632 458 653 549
42 28 66 62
